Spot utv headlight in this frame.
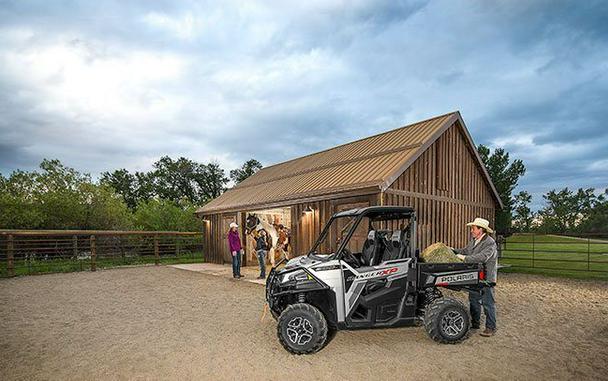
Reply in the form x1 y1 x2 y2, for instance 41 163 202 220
281 269 314 284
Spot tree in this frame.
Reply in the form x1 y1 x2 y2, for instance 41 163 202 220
0 170 45 229
512 191 534 232
577 188 608 233
195 161 229 201
100 169 138 209
478 145 526 234
230 159 263 184
133 199 202 231
150 156 204 204
100 157 230 207
537 187 598 233
79 183 133 230
0 159 132 230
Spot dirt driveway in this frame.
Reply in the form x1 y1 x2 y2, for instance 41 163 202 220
1 266 607 380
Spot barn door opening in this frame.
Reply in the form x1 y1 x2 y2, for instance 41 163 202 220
244 208 292 266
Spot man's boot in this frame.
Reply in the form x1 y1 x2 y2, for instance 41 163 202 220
480 328 495 337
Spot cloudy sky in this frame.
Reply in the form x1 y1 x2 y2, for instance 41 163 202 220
1 0 606 209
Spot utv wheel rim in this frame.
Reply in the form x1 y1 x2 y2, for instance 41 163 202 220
440 310 465 337
286 316 314 346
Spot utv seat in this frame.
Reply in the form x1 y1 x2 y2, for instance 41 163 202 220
380 230 408 262
384 230 401 261
361 230 380 266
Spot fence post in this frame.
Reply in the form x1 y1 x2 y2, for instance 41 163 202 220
587 237 591 271
7 234 15 277
531 234 535 268
154 234 159 265
90 235 97 272
72 235 78 258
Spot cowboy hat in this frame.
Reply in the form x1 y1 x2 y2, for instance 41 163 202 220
466 217 493 234
229 222 239 229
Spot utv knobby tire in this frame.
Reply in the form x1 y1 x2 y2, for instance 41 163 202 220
424 297 470 344
277 303 328 355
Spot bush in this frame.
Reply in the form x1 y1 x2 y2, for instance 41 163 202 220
133 199 202 232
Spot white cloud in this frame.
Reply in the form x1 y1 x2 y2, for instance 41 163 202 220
142 12 202 41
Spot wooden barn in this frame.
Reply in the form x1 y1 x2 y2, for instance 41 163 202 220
196 111 502 265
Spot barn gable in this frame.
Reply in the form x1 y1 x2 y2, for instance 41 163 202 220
384 120 498 248
196 111 501 215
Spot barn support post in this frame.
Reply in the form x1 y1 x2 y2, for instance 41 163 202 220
7 234 15 277
154 234 160 265
90 235 97 272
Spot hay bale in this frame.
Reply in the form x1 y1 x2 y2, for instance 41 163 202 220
420 242 463 263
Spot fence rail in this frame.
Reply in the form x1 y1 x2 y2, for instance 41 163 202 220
499 233 608 275
0 230 204 277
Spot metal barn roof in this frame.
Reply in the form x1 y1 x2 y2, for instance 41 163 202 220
197 111 502 214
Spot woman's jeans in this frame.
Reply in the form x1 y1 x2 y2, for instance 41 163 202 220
231 249 243 277
257 249 267 278
468 286 497 330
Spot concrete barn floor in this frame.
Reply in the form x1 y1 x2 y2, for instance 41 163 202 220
1 265 607 380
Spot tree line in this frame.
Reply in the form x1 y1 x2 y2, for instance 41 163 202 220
0 149 605 234
0 158 262 231
478 145 607 235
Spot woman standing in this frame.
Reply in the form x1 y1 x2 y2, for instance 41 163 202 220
227 222 244 279
254 228 270 279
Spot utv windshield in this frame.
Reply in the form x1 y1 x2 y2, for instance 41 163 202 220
309 215 370 258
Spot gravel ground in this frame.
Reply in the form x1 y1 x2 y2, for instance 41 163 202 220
1 266 607 380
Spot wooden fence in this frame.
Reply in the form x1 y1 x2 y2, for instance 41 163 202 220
0 230 204 277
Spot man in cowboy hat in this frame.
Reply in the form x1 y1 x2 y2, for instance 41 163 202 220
454 217 498 337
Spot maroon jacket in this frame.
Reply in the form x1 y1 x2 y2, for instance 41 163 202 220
227 230 242 252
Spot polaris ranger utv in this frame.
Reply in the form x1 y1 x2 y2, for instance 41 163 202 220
266 206 489 354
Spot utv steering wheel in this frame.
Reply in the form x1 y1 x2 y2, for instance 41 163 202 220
341 248 359 267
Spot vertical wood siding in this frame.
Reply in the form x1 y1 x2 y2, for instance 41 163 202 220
385 121 496 249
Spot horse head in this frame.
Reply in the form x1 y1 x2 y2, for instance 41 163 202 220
245 214 260 234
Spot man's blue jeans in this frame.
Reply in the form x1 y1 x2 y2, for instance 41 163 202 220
232 249 242 277
257 249 267 278
469 286 497 330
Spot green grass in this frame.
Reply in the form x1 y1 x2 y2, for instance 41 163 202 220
500 234 608 280
0 252 205 277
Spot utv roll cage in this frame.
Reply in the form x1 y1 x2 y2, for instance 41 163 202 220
308 206 417 263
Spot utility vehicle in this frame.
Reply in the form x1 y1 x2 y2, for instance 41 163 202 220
265 206 489 354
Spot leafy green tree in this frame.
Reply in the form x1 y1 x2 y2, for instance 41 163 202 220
80 183 133 230
100 169 139 209
134 171 156 204
102 157 230 207
512 191 534 232
151 156 202 203
537 187 597 233
577 188 608 233
195 161 229 201
0 170 45 229
24 159 88 229
230 159 263 184
478 145 526 234
133 199 202 231
0 159 131 230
